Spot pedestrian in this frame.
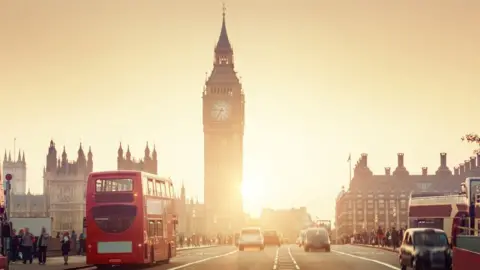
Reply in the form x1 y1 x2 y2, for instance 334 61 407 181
61 232 71 265
21 227 34 264
37 227 49 264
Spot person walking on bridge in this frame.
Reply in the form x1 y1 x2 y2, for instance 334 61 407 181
37 227 49 265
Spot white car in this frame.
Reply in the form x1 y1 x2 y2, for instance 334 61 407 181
238 227 264 251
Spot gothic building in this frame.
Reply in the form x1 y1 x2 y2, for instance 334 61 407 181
117 143 157 174
3 151 47 218
116 143 205 236
335 152 480 238
2 140 93 234
43 140 93 233
202 7 245 235
3 151 26 194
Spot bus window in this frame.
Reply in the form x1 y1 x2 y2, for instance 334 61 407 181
142 176 149 195
147 179 154 195
156 220 163 237
148 220 155 237
161 182 167 197
155 181 162 196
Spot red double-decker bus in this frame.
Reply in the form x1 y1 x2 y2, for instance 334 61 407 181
86 170 178 268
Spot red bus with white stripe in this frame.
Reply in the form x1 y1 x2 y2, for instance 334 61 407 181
408 192 468 242
86 171 178 268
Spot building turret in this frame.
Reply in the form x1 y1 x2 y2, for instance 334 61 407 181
8 152 11 162
46 140 57 172
126 146 131 160
3 150 6 162
22 151 25 163
87 146 93 172
17 151 21 163
77 143 86 169
152 145 157 161
144 142 150 160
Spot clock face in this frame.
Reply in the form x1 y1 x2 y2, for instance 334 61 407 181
211 100 231 121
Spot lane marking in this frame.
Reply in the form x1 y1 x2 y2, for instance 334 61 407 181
273 247 279 269
332 250 400 270
287 246 300 270
168 250 238 270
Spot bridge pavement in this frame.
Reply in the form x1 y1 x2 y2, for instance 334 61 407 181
10 244 404 270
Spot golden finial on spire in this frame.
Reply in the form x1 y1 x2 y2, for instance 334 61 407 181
222 2 226 18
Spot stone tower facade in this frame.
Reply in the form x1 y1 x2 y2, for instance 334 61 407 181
43 140 93 233
202 7 245 235
3 150 26 195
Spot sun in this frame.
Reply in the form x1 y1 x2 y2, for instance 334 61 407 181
241 176 265 218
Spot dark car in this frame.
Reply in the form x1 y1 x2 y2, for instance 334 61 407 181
399 228 452 270
304 228 330 252
263 230 281 246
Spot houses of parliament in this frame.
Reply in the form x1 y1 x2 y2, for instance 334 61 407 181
1 141 202 236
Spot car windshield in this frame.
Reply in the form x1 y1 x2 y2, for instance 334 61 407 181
264 231 277 237
307 229 328 238
241 229 260 235
414 231 448 247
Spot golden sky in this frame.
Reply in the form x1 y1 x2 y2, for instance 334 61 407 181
1 0 479 219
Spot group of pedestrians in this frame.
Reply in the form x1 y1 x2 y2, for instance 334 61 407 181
10 227 74 265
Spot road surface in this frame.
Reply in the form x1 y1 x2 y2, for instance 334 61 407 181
144 244 402 270
12 244 402 269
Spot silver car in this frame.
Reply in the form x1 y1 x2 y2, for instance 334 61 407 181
238 227 264 251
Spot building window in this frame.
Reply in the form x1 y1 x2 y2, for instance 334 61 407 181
378 200 385 209
389 200 395 205
357 210 363 215
367 211 373 214
380 210 385 214
400 200 407 209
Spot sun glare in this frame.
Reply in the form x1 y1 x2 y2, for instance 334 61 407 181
241 175 265 218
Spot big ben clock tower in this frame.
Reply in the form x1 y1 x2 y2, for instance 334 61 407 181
203 6 245 235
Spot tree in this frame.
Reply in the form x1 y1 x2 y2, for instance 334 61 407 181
462 133 480 153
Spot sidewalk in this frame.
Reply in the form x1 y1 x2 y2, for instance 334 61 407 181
10 256 89 270
9 245 219 270
351 243 397 253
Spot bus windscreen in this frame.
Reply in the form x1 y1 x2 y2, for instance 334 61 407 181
95 178 133 192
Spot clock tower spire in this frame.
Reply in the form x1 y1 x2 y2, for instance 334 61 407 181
202 4 245 235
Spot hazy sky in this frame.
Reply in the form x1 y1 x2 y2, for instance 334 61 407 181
1 0 479 220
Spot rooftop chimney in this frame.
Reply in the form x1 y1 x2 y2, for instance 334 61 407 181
465 160 471 172
385 167 391 175
361 153 368 167
421 167 428 176
454 166 459 176
460 163 465 174
440 153 447 167
397 153 404 167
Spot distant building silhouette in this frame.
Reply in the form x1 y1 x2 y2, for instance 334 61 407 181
1 140 93 234
44 140 93 233
202 6 245 235
335 152 480 238
117 142 157 174
260 207 312 241
3 150 26 194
